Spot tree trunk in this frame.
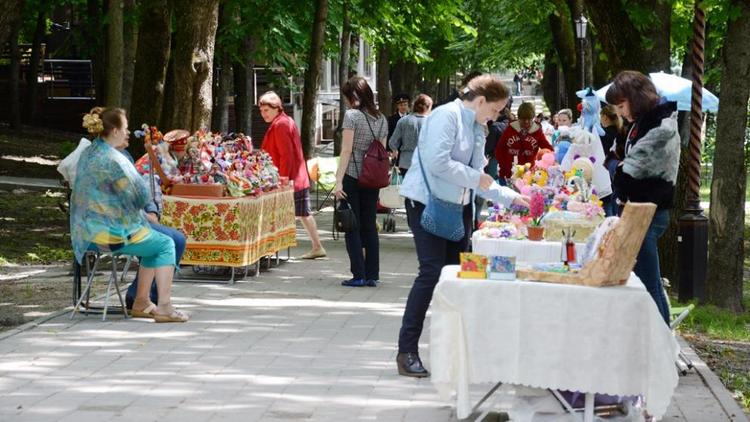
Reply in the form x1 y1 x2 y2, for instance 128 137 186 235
706 0 750 312
299 0 329 159
86 0 106 103
584 0 670 74
106 0 124 107
333 0 351 157
170 0 220 132
542 51 561 112
23 6 47 124
376 46 391 118
129 0 171 141
0 0 25 51
232 33 256 135
211 53 232 133
211 3 233 133
121 0 137 110
8 19 22 129
548 0 579 112
160 52 176 130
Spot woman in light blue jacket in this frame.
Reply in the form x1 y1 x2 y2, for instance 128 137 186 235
396 74 529 377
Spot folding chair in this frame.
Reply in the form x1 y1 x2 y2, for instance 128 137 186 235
309 156 339 211
71 250 132 321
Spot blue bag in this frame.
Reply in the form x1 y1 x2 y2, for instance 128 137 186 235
417 151 466 242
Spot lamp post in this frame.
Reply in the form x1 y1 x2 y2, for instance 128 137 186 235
574 15 588 90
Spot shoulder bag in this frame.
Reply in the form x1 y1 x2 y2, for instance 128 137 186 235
417 151 466 242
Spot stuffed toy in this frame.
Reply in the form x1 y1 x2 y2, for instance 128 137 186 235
560 126 612 198
581 89 606 136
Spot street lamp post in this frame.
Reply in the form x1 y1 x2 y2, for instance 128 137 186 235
575 15 588 90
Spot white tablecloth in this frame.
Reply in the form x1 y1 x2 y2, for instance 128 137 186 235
472 233 586 266
430 265 679 420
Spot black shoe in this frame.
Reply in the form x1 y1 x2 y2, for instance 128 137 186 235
397 352 430 378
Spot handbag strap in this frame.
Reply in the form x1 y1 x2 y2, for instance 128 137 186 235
417 139 476 200
350 109 382 176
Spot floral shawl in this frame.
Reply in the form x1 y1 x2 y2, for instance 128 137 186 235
70 139 151 263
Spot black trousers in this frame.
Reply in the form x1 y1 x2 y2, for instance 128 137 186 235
342 174 380 281
398 199 472 353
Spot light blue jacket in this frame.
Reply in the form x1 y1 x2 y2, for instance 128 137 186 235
400 99 519 207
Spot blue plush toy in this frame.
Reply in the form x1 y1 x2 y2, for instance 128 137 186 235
581 88 605 136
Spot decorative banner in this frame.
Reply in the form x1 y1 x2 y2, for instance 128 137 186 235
161 187 297 267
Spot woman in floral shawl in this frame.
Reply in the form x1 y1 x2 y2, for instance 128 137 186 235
71 107 187 322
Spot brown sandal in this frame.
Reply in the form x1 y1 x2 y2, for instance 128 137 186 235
130 301 157 319
153 302 189 323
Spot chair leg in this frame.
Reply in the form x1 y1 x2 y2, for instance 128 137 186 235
71 254 101 319
103 258 118 321
112 257 129 319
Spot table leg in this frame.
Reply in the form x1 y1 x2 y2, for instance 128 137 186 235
583 392 594 422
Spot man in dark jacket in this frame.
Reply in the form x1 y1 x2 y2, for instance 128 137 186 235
388 93 411 141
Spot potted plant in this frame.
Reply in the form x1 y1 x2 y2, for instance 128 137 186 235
526 191 546 241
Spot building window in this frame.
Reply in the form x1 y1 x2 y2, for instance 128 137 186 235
362 42 372 78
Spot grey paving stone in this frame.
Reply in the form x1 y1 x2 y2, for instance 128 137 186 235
0 215 744 421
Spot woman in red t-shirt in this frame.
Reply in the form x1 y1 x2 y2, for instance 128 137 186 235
494 102 553 180
259 91 326 259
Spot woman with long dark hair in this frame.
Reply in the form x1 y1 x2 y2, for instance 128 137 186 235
333 76 388 287
606 71 680 324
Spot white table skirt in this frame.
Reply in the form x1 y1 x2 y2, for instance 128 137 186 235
430 265 679 420
472 233 587 266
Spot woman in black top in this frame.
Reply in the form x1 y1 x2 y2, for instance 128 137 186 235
605 71 680 324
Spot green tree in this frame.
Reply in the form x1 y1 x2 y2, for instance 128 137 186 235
706 0 750 312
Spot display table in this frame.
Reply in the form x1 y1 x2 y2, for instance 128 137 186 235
472 232 585 266
161 187 297 267
430 265 678 421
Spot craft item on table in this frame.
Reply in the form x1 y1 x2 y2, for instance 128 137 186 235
458 253 488 279
517 202 656 287
534 150 556 170
487 256 517 280
528 262 582 274
541 210 603 242
560 127 612 198
478 222 521 239
525 191 546 240
561 227 577 265
581 216 620 265
553 125 572 163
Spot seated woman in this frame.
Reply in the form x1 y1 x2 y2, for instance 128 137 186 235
71 107 188 322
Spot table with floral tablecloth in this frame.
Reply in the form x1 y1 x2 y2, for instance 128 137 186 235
161 187 297 267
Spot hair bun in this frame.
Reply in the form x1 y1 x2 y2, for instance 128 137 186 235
82 112 104 135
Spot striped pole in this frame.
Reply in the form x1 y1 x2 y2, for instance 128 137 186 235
687 0 705 211
677 0 708 302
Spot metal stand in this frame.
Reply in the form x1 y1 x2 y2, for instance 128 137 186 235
71 252 130 321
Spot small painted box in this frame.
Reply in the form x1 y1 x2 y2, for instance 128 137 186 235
487 256 516 280
458 253 488 279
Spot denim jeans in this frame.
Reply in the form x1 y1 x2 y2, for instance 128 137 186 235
126 222 186 306
342 174 380 281
634 209 670 324
398 199 472 353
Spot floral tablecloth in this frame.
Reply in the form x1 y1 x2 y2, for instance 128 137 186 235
161 187 297 267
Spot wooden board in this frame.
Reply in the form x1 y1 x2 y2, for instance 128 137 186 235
518 202 657 287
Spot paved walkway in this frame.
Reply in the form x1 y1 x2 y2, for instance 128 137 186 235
0 210 747 422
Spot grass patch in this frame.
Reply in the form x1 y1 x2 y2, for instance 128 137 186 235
0 189 72 265
678 302 750 342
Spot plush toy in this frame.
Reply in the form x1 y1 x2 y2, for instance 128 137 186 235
546 165 565 189
534 151 556 170
532 168 548 187
581 88 606 136
560 126 612 198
